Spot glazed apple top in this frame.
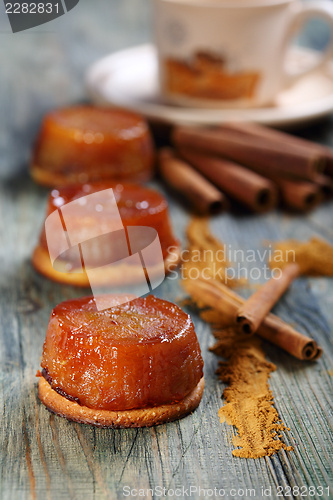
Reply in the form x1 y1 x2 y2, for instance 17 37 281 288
48 182 168 219
32 105 154 185
47 106 148 137
40 295 204 411
39 182 179 264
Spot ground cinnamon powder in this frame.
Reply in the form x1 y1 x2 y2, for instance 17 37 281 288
270 237 333 275
183 218 293 458
183 217 243 287
208 318 293 458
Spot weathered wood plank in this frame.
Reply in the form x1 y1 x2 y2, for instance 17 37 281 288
0 0 333 498
1 176 333 499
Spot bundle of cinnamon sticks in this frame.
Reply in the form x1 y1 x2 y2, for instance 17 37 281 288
159 122 333 214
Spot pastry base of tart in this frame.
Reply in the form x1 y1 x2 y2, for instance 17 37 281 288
38 376 205 428
32 242 181 287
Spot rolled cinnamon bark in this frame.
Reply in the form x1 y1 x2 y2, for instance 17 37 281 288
236 263 301 335
324 153 333 177
158 148 227 215
314 146 333 178
311 347 323 361
185 278 240 324
273 177 322 211
219 122 333 182
177 122 325 209
173 126 324 181
219 122 324 154
219 122 326 168
185 278 321 361
314 174 333 198
258 314 319 361
178 148 278 213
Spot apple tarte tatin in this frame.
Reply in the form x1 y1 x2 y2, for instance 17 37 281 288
32 182 181 287
37 294 204 427
31 106 154 187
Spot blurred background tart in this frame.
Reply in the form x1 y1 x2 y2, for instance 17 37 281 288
31 106 155 187
32 182 181 286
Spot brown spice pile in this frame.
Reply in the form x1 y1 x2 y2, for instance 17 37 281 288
182 217 244 287
208 318 293 458
183 218 292 458
270 237 333 276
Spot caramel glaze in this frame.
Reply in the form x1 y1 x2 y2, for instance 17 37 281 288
38 182 179 266
31 105 154 186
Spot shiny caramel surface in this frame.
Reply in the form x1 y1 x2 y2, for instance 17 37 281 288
41 295 204 410
31 106 154 186
39 182 178 262
48 182 168 218
49 106 148 137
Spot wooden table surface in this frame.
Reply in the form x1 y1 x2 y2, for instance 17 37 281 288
0 1 333 499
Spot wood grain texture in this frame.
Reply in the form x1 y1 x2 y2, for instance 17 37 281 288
0 1 333 499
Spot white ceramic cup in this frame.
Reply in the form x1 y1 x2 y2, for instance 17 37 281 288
152 0 333 108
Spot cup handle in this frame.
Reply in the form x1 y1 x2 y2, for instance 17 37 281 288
283 0 333 86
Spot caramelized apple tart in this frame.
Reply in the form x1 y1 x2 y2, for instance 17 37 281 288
37 294 204 427
32 182 181 286
31 106 154 187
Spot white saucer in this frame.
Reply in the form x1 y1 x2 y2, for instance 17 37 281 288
86 44 333 128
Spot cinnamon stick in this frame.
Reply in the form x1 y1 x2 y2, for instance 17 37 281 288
258 313 319 361
219 121 333 182
179 148 278 213
236 263 301 335
323 151 333 178
185 278 321 361
311 146 333 179
173 125 324 181
314 174 333 198
219 122 326 168
159 148 227 215
273 177 322 211
219 122 324 155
